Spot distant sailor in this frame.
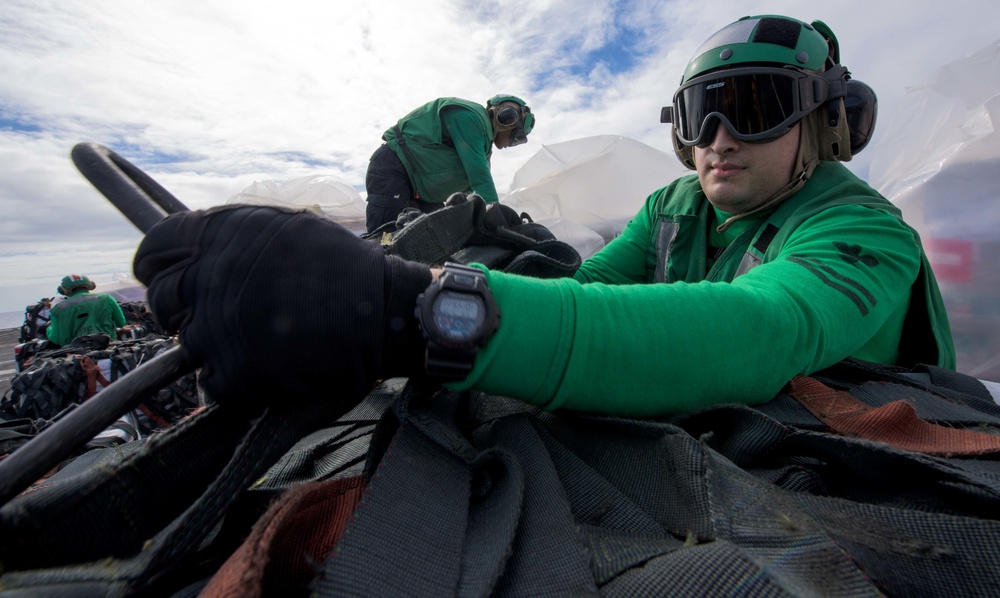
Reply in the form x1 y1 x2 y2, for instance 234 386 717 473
364 95 536 233
46 274 126 346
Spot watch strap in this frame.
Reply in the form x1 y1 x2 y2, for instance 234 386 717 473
424 342 478 381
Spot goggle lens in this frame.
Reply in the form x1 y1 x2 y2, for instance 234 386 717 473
675 71 803 145
496 106 520 127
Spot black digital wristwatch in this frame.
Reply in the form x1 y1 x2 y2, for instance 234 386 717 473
414 262 500 381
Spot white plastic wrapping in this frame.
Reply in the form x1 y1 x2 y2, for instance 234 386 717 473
228 174 367 233
100 272 147 303
869 39 1000 381
502 135 687 247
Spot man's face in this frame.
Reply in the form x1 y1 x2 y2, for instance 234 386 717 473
694 122 800 214
493 129 512 150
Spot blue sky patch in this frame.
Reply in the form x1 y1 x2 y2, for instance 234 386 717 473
572 34 644 77
0 113 42 133
267 151 335 169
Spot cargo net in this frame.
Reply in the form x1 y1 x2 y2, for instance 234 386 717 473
1 335 200 433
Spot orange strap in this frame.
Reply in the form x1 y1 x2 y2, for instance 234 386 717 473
788 375 1000 456
138 403 171 429
77 355 112 399
79 355 174 429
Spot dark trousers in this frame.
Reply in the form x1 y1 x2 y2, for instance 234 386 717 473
365 144 418 233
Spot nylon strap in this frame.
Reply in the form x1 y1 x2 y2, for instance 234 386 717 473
202 476 366 596
393 125 420 179
788 375 1000 456
78 355 111 399
138 404 171 429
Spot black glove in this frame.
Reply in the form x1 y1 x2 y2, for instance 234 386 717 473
133 205 431 406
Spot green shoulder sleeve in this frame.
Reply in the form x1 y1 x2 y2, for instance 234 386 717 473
573 188 658 284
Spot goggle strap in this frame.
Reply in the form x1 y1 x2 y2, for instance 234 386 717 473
821 65 850 102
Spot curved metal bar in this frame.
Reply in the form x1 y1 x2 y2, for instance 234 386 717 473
71 142 190 233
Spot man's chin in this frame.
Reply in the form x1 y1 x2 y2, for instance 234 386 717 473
705 193 766 215
703 183 747 212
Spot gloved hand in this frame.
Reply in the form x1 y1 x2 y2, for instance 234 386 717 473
133 205 432 406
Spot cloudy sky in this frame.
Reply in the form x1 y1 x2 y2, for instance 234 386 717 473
1 0 999 315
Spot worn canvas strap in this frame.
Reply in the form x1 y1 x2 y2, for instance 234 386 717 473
788 375 1000 456
78 354 111 398
202 476 366 598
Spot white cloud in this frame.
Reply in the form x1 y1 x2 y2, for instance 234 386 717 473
2 0 999 314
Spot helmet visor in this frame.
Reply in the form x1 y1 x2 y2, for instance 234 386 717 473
673 67 828 146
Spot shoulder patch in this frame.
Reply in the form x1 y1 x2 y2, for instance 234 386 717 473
835 242 880 267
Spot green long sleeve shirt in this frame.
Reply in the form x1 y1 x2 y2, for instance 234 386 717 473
452 163 954 417
440 108 499 203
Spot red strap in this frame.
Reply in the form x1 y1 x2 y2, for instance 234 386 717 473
201 476 366 597
788 375 1000 456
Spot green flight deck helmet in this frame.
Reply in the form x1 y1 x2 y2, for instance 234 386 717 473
58 274 96 296
661 15 877 169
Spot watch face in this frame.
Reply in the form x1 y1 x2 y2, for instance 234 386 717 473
433 290 485 341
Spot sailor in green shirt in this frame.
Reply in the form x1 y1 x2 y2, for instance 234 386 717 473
46 274 126 347
134 15 954 418
365 95 535 233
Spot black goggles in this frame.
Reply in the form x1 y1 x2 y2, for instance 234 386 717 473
502 109 534 147
664 66 843 146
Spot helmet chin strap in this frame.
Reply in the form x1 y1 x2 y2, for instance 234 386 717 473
715 111 823 232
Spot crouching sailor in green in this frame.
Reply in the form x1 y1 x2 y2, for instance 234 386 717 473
46 274 126 347
365 95 536 233
132 15 954 419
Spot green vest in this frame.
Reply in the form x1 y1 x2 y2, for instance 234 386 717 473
648 163 955 368
383 98 494 203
